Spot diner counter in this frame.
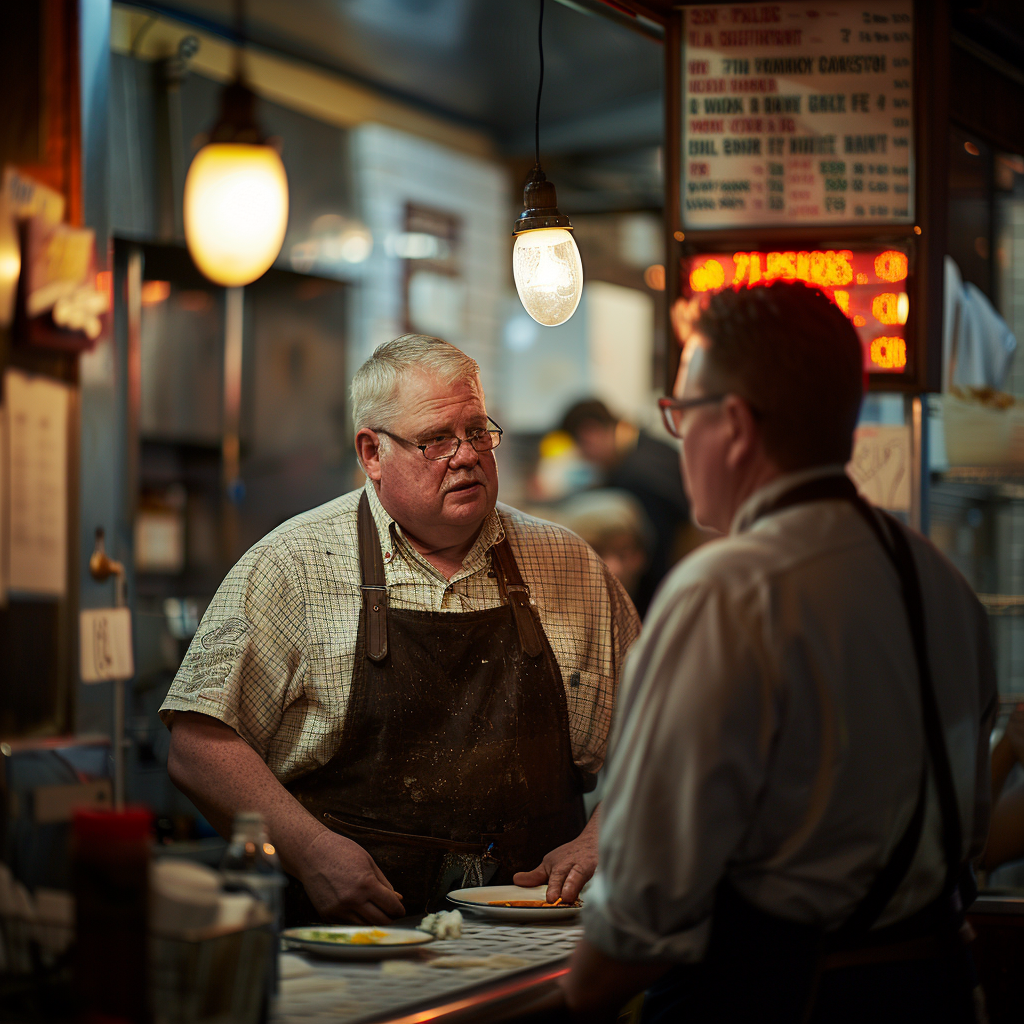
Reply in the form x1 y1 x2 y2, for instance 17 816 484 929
276 918 578 1024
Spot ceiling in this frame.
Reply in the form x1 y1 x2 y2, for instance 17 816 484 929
121 0 1024 213
126 0 665 155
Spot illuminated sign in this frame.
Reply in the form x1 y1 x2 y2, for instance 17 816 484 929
680 0 915 230
683 247 910 373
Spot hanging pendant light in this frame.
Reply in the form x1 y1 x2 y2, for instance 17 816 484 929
183 3 288 287
512 0 583 327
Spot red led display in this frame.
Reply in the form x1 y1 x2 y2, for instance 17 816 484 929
683 248 911 374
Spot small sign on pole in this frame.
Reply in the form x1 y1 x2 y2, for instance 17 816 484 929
80 607 134 682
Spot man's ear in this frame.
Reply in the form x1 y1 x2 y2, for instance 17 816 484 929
721 395 761 470
355 428 383 482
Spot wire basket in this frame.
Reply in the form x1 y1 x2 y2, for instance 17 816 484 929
1 912 272 1024
0 913 75 1022
151 924 273 1024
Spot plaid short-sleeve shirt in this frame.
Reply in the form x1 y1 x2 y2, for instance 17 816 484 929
160 484 641 783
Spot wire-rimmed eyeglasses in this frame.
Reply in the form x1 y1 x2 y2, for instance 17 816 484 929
657 395 726 439
374 417 504 461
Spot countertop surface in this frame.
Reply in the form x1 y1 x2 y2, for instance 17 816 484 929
275 916 581 1023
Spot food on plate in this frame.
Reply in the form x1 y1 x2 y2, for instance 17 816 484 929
485 898 582 908
417 909 463 939
304 928 392 945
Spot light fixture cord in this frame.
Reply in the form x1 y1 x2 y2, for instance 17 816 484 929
233 0 245 80
535 0 544 168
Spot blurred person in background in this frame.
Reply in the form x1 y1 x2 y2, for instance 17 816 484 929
557 490 653 604
561 399 691 616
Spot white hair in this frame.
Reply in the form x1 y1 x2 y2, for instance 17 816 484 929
351 334 481 433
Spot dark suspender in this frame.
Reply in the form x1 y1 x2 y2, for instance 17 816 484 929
357 492 389 661
762 475 963 934
489 535 545 658
356 492 544 662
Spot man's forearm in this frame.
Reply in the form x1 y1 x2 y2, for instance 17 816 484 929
559 937 670 1022
167 711 327 877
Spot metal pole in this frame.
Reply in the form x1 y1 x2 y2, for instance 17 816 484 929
908 394 928 534
222 287 244 559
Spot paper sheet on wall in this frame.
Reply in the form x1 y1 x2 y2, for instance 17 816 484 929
0 408 6 605
848 424 911 512
5 370 70 596
0 167 66 327
80 608 134 682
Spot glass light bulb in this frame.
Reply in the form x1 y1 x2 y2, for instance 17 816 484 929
512 228 583 327
184 143 289 287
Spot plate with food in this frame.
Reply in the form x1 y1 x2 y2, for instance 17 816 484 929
445 885 582 922
281 925 435 959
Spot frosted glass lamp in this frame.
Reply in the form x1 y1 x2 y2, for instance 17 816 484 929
183 80 289 287
512 168 583 327
512 228 583 327
184 143 288 287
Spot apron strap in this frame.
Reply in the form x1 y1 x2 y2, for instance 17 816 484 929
357 490 389 661
491 534 545 658
757 474 963 935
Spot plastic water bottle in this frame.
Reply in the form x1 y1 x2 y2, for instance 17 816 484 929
220 811 286 1014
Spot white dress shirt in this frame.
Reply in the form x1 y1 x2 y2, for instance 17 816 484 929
584 467 997 963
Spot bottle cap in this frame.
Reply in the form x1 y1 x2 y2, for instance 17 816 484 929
232 810 266 844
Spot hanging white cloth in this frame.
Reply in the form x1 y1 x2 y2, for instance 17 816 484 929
942 255 1017 391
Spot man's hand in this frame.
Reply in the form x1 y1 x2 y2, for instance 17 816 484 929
513 809 599 904
166 713 405 923
297 829 406 925
559 937 670 1022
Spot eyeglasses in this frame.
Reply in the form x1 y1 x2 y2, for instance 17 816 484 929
374 417 504 461
657 395 726 439
657 395 766 439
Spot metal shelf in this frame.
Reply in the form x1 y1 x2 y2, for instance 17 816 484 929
935 467 1024 485
980 595 1024 615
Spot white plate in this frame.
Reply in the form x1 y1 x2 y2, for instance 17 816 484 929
446 885 582 922
281 925 434 959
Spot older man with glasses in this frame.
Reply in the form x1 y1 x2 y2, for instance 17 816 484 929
160 334 640 923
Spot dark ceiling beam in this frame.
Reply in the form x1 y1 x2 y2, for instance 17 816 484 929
552 0 665 40
117 0 499 138
949 35 1024 154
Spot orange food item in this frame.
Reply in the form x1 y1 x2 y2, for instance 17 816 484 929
485 897 580 908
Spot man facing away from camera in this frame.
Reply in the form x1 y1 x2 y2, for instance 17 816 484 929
558 282 996 1023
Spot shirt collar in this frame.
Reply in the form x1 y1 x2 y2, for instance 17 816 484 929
730 464 850 536
363 481 505 571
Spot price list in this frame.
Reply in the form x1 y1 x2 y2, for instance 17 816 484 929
681 1 914 229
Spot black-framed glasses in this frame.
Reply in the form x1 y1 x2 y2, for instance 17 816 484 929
657 395 726 439
374 417 504 461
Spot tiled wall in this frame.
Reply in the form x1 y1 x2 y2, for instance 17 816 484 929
349 125 510 399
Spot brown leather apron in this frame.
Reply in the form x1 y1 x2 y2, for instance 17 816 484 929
285 492 586 919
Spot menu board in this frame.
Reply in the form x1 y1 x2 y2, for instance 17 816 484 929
681 1 915 229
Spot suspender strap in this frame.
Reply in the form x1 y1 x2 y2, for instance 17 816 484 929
490 535 545 658
762 475 963 935
357 491 389 662
357 495 542 661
